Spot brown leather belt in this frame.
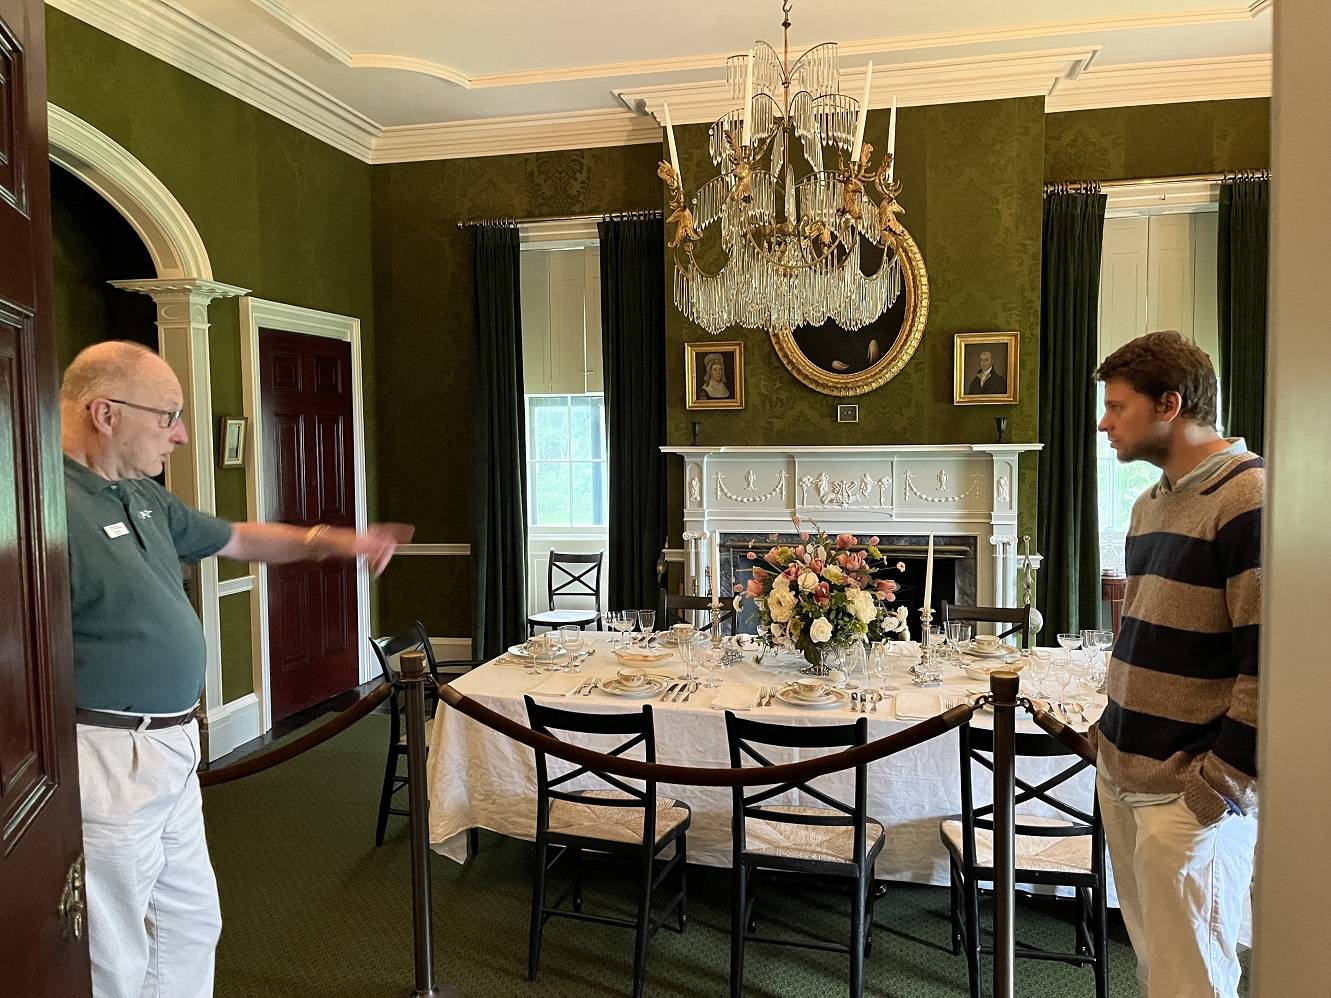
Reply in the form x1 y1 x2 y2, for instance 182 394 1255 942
76 707 198 730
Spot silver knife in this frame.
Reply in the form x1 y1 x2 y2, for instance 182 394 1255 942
658 682 680 701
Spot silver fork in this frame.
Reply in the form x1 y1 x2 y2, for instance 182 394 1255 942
581 679 595 696
766 687 779 706
755 685 769 708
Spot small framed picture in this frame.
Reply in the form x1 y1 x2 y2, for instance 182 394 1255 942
954 332 1020 405
218 417 247 468
685 340 744 410
837 404 860 423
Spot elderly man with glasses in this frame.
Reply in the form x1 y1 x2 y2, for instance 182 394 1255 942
60 340 410 998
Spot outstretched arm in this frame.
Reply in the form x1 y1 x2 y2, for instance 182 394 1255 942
218 522 414 577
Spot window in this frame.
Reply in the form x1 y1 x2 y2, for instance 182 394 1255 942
527 394 608 527
520 242 607 532
1096 206 1221 572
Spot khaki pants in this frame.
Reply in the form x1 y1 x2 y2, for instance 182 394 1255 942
78 719 220 998
1097 772 1256 998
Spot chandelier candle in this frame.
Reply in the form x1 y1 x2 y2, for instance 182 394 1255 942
851 60 872 162
663 101 682 187
887 95 897 181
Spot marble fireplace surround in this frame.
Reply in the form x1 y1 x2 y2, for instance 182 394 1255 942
662 444 1043 612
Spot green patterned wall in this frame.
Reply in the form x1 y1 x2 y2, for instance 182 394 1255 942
48 10 377 697
665 98 1047 543
370 146 662 637
1045 99 1270 181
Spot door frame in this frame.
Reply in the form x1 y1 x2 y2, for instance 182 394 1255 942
239 297 370 734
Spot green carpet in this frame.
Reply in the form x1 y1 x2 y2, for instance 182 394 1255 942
201 714 1233 997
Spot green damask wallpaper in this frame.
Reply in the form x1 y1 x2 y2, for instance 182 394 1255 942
1045 99 1270 181
665 98 1047 543
371 146 662 636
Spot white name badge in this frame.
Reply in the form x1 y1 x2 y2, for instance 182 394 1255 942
103 522 130 538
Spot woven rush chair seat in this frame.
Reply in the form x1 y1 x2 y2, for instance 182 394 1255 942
528 607 599 628
548 789 691 845
744 806 886 864
941 814 1094 876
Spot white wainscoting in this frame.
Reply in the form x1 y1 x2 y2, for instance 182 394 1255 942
202 693 261 761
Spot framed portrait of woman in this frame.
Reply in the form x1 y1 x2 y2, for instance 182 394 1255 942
685 341 744 410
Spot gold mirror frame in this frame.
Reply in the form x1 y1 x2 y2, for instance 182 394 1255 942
768 226 930 397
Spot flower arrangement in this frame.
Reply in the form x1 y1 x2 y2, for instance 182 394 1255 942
738 516 910 665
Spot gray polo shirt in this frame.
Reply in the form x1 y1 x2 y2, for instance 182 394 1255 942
64 455 234 713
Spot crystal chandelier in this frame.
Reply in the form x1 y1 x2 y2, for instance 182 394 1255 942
658 1 919 336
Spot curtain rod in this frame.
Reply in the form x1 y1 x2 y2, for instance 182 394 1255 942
456 210 662 229
1044 170 1270 194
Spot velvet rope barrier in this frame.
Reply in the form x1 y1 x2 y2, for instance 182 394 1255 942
1024 700 1098 765
199 681 394 788
433 681 977 787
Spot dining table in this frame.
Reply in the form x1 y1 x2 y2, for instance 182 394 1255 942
425 631 1112 901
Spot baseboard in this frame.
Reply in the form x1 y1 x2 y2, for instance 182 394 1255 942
201 693 261 762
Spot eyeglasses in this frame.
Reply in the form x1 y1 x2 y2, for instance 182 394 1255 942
101 399 185 429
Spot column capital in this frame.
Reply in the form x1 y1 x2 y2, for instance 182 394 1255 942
109 278 249 304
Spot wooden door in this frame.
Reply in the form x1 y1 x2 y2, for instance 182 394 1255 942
0 0 93 993
259 329 359 721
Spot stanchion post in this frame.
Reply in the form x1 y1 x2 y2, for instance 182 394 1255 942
399 650 460 997
989 669 1019 998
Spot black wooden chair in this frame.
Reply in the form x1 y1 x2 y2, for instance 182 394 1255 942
724 712 883 998
941 600 1032 648
523 697 690 998
369 624 480 847
941 723 1108 998
659 591 734 634
528 551 604 635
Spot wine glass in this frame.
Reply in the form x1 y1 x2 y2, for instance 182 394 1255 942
607 610 636 647
845 641 868 690
1026 649 1053 698
1056 632 1082 659
945 620 972 651
637 609 657 643
559 625 584 671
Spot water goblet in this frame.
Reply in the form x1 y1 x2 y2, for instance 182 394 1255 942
559 625 584 671
1026 649 1053 697
637 609 657 642
945 620 972 651
702 647 723 689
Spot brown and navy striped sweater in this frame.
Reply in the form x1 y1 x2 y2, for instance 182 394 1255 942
1095 441 1263 826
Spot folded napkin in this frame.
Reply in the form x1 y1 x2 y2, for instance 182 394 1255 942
529 673 587 697
894 691 943 719
710 683 763 711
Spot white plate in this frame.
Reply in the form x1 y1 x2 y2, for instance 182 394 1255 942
776 686 850 710
597 676 671 698
507 643 570 663
964 642 1014 659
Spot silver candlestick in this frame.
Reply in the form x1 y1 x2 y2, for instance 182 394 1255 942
711 592 741 666
913 605 942 686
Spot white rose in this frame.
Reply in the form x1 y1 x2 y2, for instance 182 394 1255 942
809 617 834 644
849 589 878 623
768 587 796 622
771 573 791 593
798 571 819 592
770 621 786 643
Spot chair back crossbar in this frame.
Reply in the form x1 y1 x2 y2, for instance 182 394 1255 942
941 600 1032 646
660 591 735 634
548 553 602 606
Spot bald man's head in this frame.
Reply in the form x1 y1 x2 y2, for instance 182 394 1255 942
61 340 175 406
61 341 188 480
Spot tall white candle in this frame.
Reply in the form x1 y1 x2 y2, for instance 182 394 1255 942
741 54 754 147
663 102 682 188
886 95 897 181
922 532 934 614
711 530 722 601
851 61 873 162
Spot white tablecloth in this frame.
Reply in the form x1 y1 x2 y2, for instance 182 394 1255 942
426 635 1110 898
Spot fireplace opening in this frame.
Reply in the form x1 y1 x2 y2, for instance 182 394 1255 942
720 534 978 643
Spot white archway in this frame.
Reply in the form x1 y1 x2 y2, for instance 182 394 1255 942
47 104 251 755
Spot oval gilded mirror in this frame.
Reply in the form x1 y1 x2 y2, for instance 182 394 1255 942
769 227 929 396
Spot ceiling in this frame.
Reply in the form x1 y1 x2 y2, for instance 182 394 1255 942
50 0 1273 162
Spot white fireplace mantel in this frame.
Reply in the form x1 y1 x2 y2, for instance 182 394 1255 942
662 443 1044 610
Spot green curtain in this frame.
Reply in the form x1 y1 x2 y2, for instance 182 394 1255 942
598 216 667 610
1218 177 1269 453
469 224 528 660
1037 190 1106 639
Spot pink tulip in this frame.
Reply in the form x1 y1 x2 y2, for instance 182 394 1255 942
810 558 825 573
868 536 880 546
791 514 802 528
746 578 765 597
766 546 781 562
752 567 769 581
746 551 757 560
835 532 855 550
784 564 800 580
814 582 831 604
876 580 898 596
885 592 896 602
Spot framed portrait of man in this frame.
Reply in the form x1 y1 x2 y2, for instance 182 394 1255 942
953 332 1019 405
685 341 744 410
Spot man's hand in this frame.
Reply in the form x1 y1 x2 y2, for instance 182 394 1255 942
320 523 414 577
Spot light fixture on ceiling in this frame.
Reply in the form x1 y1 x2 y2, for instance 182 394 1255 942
658 0 923 337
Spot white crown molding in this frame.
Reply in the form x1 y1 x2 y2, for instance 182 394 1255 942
370 108 662 164
248 0 1271 93
624 48 1100 124
49 0 380 161
1046 53 1272 112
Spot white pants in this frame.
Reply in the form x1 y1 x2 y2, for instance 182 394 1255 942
1097 772 1257 998
77 720 220 998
